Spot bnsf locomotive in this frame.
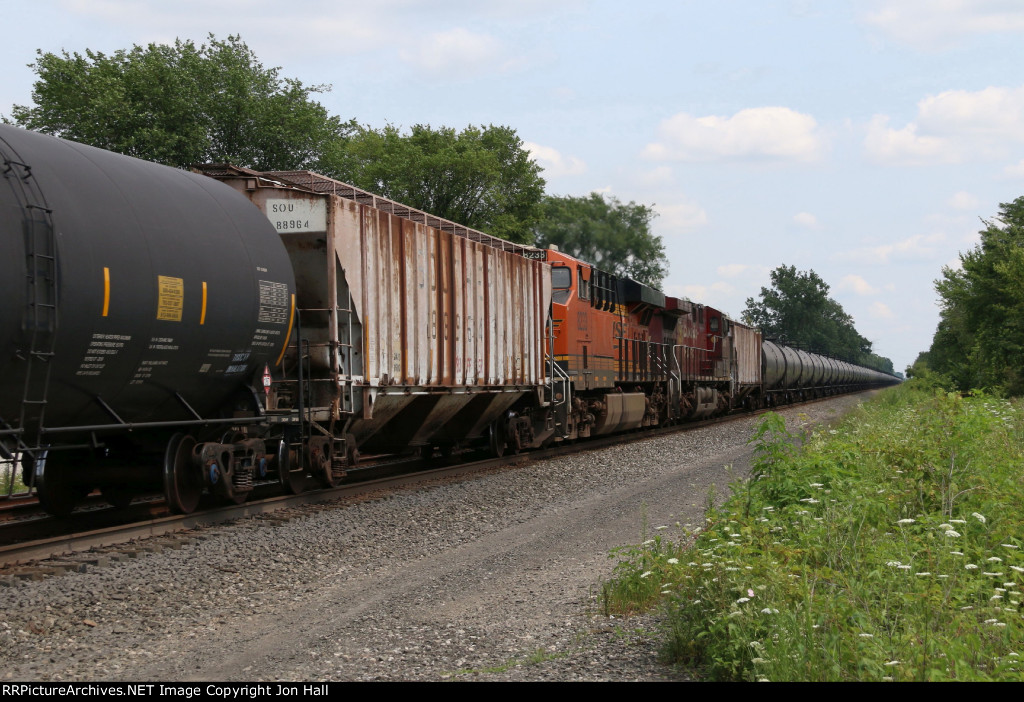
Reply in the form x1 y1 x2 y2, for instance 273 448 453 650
0 125 896 516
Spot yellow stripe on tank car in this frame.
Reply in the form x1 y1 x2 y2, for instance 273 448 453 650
102 267 110 317
200 282 208 325
275 294 296 367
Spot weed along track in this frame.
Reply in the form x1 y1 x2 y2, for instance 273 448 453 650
0 394 869 681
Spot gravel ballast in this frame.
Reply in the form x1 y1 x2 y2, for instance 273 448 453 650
0 394 872 682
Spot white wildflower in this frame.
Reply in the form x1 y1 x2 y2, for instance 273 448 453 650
972 512 987 524
884 661 900 666
886 561 902 567
965 564 979 570
945 530 961 538
859 633 874 638
916 572 931 577
896 519 915 525
1002 544 1020 549
640 571 653 579
988 557 1003 563
736 597 750 604
1010 566 1024 573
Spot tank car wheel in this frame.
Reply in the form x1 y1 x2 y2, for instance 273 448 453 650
163 433 201 514
101 486 134 509
35 453 87 517
277 438 305 494
488 421 506 458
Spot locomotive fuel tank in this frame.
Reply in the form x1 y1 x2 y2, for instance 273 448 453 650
0 126 296 441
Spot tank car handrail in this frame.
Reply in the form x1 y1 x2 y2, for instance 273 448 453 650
40 415 268 435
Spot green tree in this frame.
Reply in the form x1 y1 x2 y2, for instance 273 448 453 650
9 34 352 171
532 193 667 288
327 123 545 244
742 265 886 368
930 196 1024 394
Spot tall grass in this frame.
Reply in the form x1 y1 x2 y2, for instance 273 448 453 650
602 384 1024 681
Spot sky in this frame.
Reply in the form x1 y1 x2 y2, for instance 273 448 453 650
4 1 1024 374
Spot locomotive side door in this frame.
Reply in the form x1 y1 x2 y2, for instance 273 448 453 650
575 264 592 389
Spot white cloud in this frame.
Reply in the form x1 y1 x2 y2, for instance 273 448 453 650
717 264 770 279
836 232 946 264
919 86 1024 142
863 1 1024 50
793 212 820 228
525 142 586 178
399 28 509 78
679 281 736 301
869 302 896 320
865 86 1024 165
948 191 979 210
1003 159 1024 178
864 115 954 165
643 107 825 163
656 202 709 231
837 274 879 296
638 166 674 186
60 0 389 56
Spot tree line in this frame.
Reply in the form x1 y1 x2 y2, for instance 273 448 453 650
910 196 1024 395
8 33 892 371
742 265 894 374
5 35 666 288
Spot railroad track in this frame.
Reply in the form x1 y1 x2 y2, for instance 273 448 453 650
0 393 868 572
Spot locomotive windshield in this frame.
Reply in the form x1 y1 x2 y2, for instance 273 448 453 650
551 266 571 289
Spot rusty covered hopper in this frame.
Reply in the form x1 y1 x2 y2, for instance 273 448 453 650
203 166 552 454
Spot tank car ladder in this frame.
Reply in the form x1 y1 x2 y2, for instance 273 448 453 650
1 157 58 494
